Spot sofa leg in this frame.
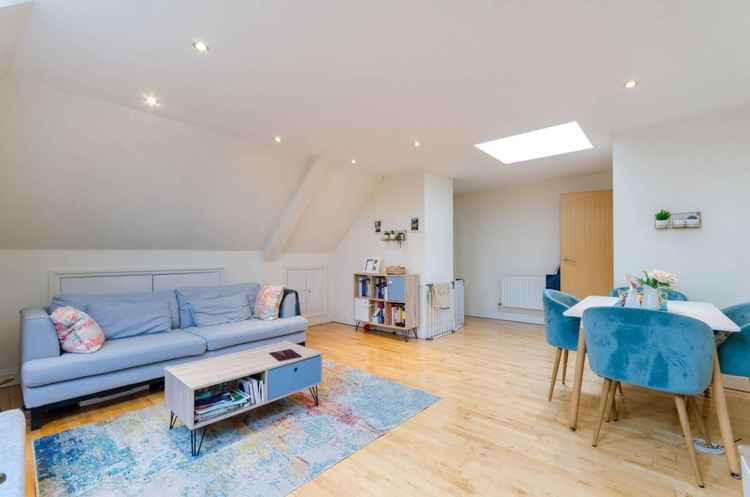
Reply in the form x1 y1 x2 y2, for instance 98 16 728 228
298 341 306 347
29 407 45 431
149 380 164 392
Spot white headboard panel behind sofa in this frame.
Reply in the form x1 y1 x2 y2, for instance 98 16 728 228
48 267 225 301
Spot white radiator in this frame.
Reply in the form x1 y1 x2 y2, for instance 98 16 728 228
500 275 545 310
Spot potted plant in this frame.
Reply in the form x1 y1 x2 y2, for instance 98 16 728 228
655 209 671 228
639 270 678 310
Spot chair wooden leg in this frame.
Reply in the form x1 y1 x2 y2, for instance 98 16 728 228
561 349 569 385
548 348 562 402
674 395 705 488
617 382 624 396
700 389 712 446
687 396 711 446
592 379 613 447
604 380 618 422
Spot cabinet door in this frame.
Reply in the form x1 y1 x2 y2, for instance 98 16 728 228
286 269 308 315
305 268 325 316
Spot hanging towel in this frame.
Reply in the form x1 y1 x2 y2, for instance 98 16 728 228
434 283 452 309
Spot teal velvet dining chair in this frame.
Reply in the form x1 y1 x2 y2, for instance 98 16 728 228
542 289 580 402
608 286 689 301
719 302 750 378
582 306 714 487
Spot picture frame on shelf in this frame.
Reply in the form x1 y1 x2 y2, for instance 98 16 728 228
374 220 381 233
410 216 420 232
362 257 383 274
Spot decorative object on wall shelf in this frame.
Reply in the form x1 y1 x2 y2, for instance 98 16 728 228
362 257 383 274
654 211 702 229
410 216 420 232
374 220 381 233
655 209 671 229
382 230 407 247
385 265 407 275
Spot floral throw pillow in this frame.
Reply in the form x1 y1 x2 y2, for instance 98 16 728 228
50 306 106 353
253 285 285 320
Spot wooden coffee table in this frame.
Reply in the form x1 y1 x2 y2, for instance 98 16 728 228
165 341 322 456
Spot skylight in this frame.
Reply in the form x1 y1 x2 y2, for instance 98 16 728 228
475 121 593 165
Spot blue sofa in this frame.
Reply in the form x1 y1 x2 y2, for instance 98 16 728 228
0 409 25 497
20 283 307 429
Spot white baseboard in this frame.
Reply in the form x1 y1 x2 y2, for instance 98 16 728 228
0 368 19 386
466 311 544 326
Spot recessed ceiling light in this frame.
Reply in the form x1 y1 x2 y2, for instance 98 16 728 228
475 121 593 165
624 79 638 89
351 159 357 165
274 136 282 143
192 40 209 53
144 94 160 108
413 140 421 148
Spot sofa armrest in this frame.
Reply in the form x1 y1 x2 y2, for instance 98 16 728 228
20 307 60 363
280 289 302 318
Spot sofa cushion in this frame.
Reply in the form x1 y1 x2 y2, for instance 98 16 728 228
50 306 106 353
87 301 171 339
50 290 180 329
176 283 261 328
184 316 308 351
253 285 285 320
22 330 206 387
188 293 252 327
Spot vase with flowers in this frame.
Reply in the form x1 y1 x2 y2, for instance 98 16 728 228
638 270 678 311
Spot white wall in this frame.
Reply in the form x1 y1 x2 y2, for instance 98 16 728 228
454 171 612 322
330 173 425 326
0 250 331 380
613 104 750 308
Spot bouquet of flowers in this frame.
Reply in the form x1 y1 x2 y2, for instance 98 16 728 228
639 270 678 289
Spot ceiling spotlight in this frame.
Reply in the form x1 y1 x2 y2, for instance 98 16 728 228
413 140 421 148
351 159 357 165
274 136 282 143
144 95 160 108
624 79 638 89
192 40 209 53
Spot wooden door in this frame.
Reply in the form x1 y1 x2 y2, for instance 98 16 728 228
560 190 613 299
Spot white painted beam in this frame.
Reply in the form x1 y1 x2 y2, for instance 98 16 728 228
263 157 331 261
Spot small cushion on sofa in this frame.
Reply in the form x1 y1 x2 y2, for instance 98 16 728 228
253 285 285 320
176 283 261 328
183 316 308 351
50 290 180 329
87 301 171 340
50 307 106 354
187 293 252 327
22 330 206 387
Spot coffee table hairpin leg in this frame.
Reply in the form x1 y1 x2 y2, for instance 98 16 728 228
169 411 177 430
309 385 320 406
190 428 207 457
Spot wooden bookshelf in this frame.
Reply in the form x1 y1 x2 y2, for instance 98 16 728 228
353 272 419 341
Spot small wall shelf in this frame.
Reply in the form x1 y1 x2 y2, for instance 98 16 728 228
655 211 702 230
353 272 420 341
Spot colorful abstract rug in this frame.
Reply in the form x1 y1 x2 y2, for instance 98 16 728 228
34 361 438 497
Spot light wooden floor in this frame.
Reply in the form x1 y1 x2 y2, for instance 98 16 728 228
2 317 748 496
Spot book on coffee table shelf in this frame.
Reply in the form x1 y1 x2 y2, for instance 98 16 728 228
165 341 322 456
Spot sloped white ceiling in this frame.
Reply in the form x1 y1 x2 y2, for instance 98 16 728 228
0 1 30 75
9 1 750 192
0 78 310 249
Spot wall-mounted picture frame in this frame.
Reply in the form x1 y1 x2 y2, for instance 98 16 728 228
362 257 382 274
374 220 382 233
410 216 420 232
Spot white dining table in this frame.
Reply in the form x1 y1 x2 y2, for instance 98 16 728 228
563 296 742 478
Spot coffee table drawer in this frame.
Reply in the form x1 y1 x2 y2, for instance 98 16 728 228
267 356 322 400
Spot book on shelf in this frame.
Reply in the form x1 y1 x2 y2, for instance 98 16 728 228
194 389 250 422
239 376 265 404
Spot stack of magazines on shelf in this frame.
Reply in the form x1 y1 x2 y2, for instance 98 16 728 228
194 383 250 423
239 375 265 405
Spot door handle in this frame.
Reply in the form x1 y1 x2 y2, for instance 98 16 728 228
562 257 576 263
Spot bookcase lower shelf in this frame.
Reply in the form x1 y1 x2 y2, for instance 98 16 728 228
353 272 420 341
